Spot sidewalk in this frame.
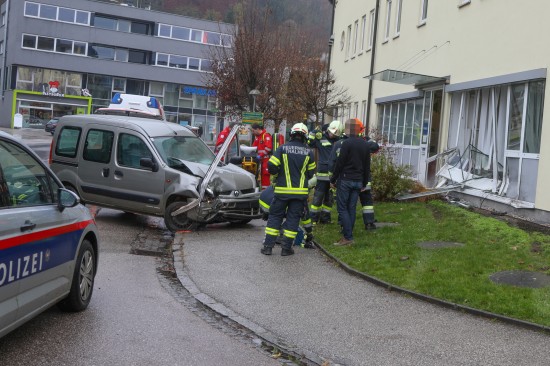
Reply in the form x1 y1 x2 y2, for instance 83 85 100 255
173 220 549 366
0 126 52 143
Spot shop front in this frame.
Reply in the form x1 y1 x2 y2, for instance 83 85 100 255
13 90 91 129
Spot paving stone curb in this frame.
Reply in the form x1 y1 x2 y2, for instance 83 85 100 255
171 233 338 366
313 241 550 335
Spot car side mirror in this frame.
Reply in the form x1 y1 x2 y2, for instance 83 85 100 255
58 188 79 212
140 157 159 172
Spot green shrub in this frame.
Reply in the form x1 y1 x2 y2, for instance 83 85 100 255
371 147 415 201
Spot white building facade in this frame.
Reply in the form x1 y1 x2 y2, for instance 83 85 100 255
330 0 550 222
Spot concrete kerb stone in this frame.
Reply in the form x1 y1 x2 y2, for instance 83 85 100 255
171 232 330 366
312 241 550 335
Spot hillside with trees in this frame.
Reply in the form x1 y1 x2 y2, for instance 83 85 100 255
110 0 332 46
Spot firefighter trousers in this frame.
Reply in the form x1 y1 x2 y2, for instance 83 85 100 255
263 196 306 249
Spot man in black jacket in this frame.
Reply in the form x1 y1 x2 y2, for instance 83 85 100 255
330 118 370 246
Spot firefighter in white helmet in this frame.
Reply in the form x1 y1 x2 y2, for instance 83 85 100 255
261 123 316 256
307 120 342 224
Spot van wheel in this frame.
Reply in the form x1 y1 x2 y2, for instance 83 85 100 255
165 201 198 232
58 240 95 312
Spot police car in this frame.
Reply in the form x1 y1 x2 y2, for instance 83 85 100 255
0 131 99 338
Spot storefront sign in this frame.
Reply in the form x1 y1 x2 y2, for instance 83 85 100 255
41 81 65 97
182 86 216 97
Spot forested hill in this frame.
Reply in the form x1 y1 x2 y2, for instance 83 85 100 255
111 0 332 45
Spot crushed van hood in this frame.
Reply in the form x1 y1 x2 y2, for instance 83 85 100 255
182 161 257 192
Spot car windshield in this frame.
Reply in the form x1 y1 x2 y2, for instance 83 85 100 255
153 135 214 166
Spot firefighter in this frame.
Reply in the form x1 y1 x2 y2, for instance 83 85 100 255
308 120 342 224
215 122 237 153
251 123 273 190
261 123 316 256
259 185 314 248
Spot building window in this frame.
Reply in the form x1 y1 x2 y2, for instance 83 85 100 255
420 0 429 23
114 49 129 62
395 0 403 36
39 4 57 20
0 41 3 54
37 36 55 51
156 23 230 47
113 78 126 93
24 1 90 26
368 10 375 50
360 15 367 53
55 39 73 53
172 26 190 40
361 100 367 123
352 20 359 56
149 82 164 97
384 0 392 41
1 11 6 26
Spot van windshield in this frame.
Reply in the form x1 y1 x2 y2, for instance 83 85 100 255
153 136 214 166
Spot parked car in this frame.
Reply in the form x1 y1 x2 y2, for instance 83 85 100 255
49 114 262 232
0 131 99 339
45 118 59 135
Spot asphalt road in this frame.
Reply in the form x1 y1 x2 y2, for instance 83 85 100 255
0 208 279 365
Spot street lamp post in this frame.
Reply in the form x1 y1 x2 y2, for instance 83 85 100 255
249 89 260 112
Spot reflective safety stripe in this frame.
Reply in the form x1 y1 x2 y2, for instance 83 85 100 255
259 200 270 210
308 161 316 171
321 142 332 146
283 229 297 239
269 155 281 166
300 156 309 188
274 187 309 194
265 227 279 236
283 154 292 187
362 206 374 213
310 204 321 212
302 218 312 225
317 172 330 177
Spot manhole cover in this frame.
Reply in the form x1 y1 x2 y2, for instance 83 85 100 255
417 241 465 249
489 270 550 288
375 222 400 228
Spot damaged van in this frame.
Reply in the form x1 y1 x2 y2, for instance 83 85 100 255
49 114 261 232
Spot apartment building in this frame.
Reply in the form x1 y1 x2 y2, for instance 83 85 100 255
330 0 550 221
0 0 233 143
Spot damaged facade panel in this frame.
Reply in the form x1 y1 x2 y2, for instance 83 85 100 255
444 80 545 204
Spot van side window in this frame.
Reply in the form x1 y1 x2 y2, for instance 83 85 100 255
83 129 114 164
55 126 81 158
0 139 59 208
117 133 153 169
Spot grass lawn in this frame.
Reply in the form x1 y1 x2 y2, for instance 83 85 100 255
313 199 550 327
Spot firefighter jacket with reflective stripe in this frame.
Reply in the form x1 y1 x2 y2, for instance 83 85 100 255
308 132 339 180
268 140 316 197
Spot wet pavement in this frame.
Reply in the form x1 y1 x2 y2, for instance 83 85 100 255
174 220 549 366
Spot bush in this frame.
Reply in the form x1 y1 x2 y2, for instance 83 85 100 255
371 147 415 201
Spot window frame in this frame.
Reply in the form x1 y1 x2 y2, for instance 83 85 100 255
359 15 367 54
368 10 375 50
394 0 403 37
384 0 392 42
419 0 429 25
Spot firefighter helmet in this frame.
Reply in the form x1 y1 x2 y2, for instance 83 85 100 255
327 120 342 136
290 122 308 136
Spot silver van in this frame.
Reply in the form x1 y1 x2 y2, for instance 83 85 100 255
49 115 261 232
0 131 99 338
